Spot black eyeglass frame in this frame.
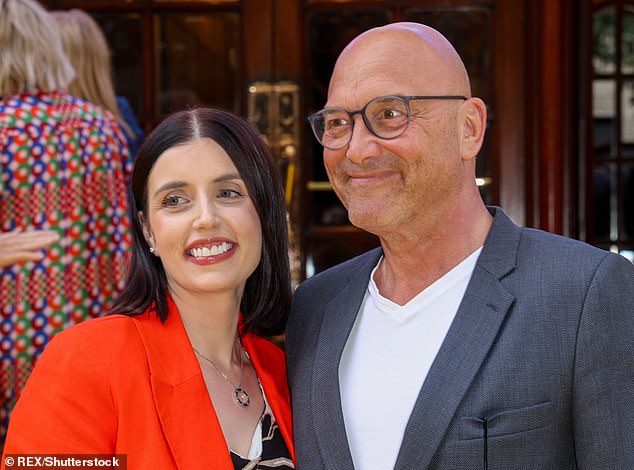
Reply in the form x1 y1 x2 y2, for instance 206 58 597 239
308 94 468 150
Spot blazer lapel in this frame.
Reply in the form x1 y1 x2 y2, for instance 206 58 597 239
134 299 233 470
311 250 382 469
241 331 295 462
394 207 519 470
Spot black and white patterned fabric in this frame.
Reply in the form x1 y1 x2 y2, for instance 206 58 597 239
229 391 294 470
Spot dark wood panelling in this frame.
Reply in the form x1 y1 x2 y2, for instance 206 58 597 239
243 0 274 82
496 0 527 226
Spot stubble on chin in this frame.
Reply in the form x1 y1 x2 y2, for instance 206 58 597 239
345 196 394 235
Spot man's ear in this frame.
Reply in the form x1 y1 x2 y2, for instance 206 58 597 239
459 97 487 161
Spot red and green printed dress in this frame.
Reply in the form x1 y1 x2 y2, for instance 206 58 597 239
0 90 132 443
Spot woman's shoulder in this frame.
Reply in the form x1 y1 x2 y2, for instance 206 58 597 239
46 313 150 358
60 313 140 334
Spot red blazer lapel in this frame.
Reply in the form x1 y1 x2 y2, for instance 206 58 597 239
242 331 295 462
133 298 234 470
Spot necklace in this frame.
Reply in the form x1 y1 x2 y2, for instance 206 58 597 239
193 340 250 407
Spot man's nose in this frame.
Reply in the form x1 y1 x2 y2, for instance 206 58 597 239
345 115 381 163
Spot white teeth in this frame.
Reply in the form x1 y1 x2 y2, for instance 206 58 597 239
189 242 233 258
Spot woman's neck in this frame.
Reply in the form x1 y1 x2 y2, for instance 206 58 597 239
171 289 242 367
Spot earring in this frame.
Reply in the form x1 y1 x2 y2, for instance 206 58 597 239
149 246 155 254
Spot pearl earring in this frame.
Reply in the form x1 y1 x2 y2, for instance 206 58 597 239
149 246 155 254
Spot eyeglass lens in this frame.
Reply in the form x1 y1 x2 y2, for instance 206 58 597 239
311 96 411 150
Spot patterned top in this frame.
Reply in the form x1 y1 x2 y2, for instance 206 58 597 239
230 390 295 470
0 90 132 444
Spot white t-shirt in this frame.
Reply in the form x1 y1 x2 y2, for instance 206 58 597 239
339 248 482 470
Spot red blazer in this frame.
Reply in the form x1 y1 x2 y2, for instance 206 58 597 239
2 298 294 469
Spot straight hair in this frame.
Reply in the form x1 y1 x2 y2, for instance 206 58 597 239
0 0 74 96
51 9 132 136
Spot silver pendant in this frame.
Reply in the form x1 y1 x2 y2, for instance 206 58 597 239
234 387 250 407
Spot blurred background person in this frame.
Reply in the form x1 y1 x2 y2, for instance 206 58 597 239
0 0 132 445
52 8 144 161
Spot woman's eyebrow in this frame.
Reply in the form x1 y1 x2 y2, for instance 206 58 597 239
214 173 242 183
153 181 186 197
152 173 243 197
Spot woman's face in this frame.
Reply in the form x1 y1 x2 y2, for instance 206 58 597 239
141 138 262 301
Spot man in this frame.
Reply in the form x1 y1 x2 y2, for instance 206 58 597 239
285 22 634 469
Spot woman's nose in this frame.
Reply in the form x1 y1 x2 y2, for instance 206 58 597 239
192 201 219 230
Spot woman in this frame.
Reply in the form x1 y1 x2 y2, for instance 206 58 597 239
0 0 131 444
51 9 145 159
2 107 295 469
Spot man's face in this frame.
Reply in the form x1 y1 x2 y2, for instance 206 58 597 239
322 31 466 237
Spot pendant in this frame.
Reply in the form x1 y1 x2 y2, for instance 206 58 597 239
234 387 250 407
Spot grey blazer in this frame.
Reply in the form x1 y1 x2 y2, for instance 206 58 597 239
286 207 634 470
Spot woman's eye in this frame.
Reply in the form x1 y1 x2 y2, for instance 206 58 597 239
161 195 186 208
218 188 243 199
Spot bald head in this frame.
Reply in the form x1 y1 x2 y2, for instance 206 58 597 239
328 22 471 104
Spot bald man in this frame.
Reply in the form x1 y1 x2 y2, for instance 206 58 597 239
285 23 634 469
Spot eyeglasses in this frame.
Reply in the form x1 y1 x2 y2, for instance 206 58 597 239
308 95 467 150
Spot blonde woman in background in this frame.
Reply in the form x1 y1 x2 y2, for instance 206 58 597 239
52 9 145 159
0 0 132 445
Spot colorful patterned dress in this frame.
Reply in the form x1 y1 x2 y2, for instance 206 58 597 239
0 90 132 444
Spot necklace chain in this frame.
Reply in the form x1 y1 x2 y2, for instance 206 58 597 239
193 338 250 407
